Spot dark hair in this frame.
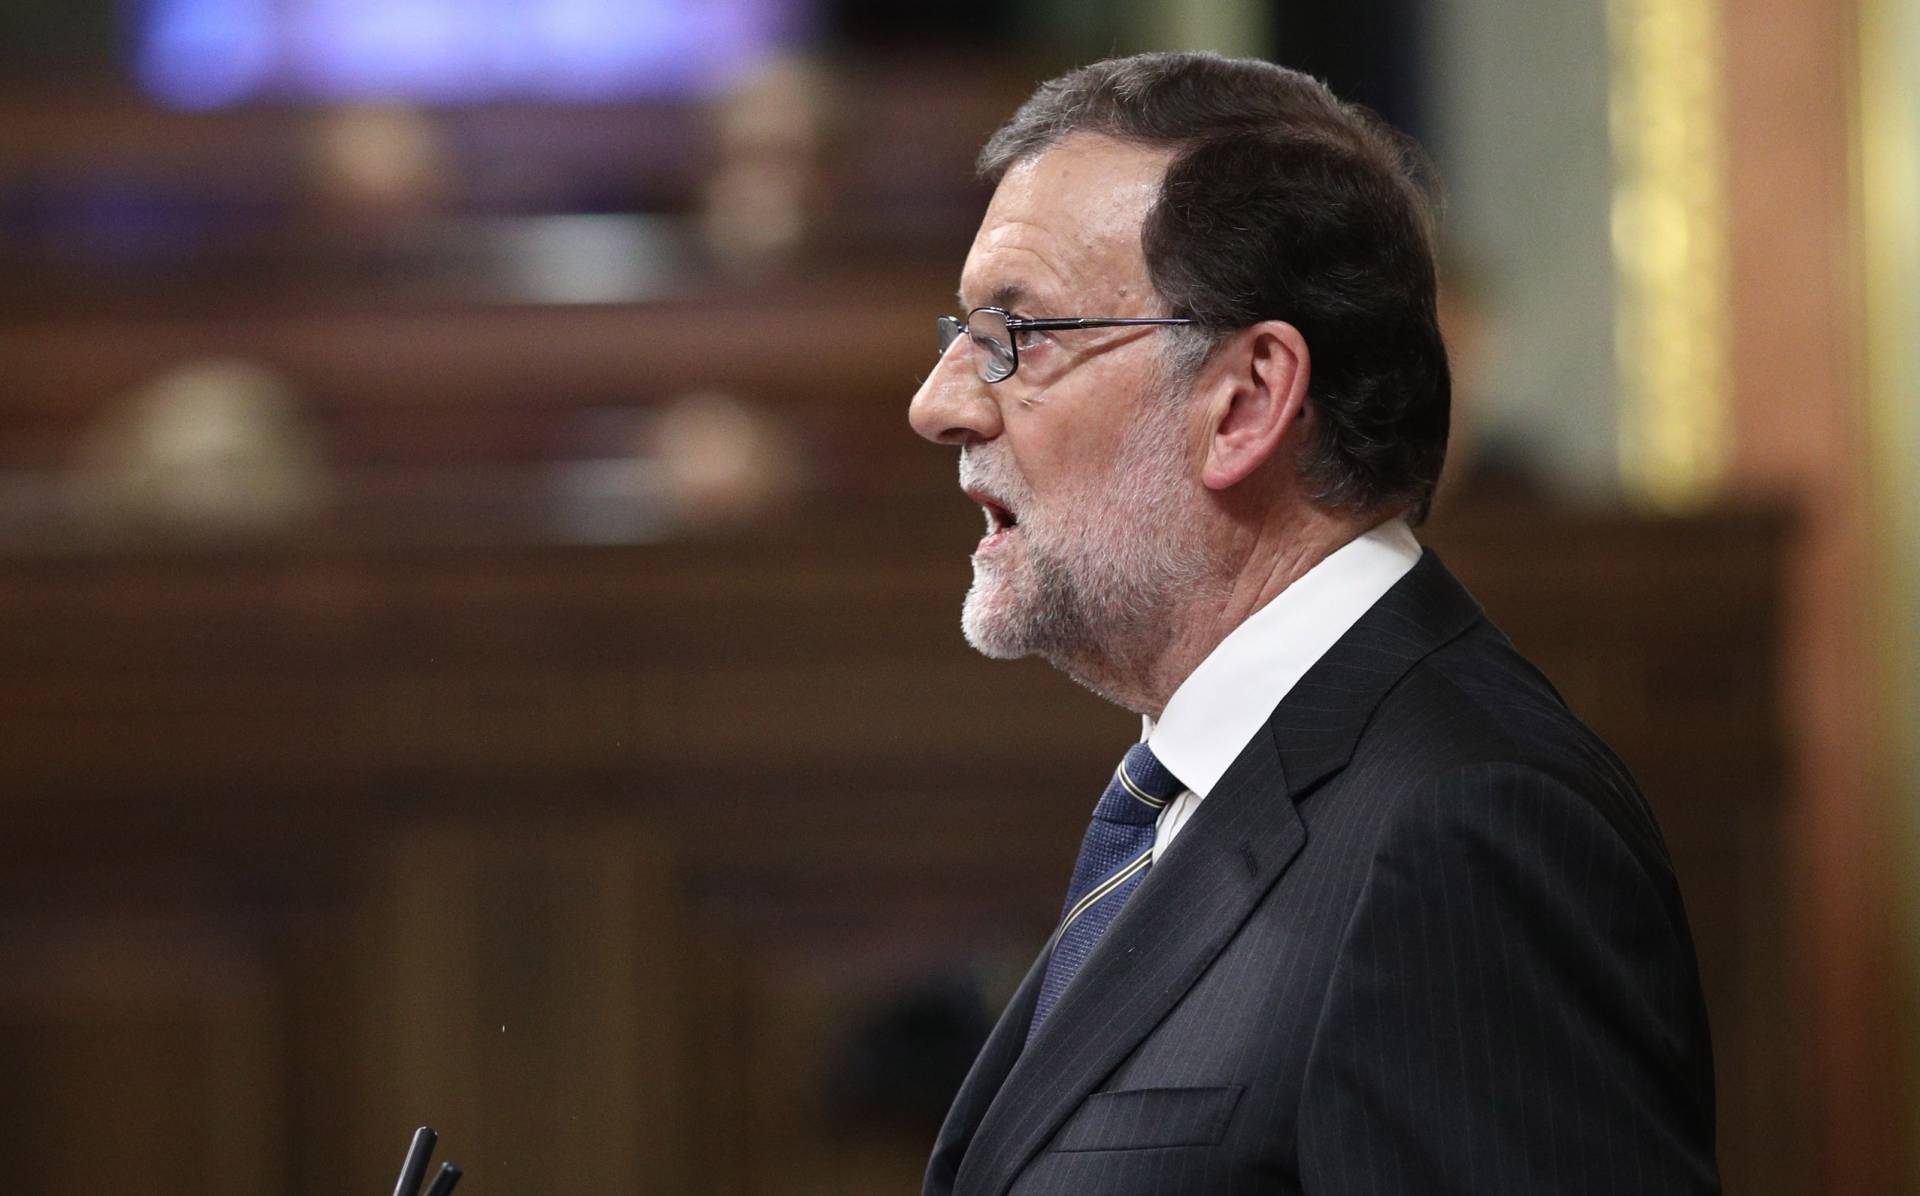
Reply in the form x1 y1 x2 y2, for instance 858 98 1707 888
979 52 1450 523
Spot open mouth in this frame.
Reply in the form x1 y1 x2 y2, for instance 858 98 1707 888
966 489 1019 548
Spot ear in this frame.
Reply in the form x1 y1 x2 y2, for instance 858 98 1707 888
1198 320 1312 491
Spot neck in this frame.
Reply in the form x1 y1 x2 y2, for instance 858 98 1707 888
1059 502 1383 719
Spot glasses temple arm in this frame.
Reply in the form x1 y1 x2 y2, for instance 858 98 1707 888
1006 316 1194 331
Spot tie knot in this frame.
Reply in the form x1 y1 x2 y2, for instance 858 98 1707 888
1093 743 1184 827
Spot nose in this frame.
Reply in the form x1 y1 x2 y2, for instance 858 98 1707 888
909 338 1003 446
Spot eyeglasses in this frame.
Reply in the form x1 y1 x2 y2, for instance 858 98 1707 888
935 305 1193 384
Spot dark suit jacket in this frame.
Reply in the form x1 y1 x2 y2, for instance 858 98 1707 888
926 551 1720 1195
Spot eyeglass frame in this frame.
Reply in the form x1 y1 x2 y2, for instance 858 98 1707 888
936 305 1194 384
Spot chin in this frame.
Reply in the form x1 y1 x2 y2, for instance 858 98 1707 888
960 605 1030 661
960 578 1036 660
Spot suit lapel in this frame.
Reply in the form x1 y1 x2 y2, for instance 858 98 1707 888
951 719 1301 1195
1260 549 1485 792
950 550 1485 1195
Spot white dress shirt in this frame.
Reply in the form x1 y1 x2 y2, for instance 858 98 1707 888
1144 518 1422 861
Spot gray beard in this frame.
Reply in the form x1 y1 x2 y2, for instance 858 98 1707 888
959 397 1223 688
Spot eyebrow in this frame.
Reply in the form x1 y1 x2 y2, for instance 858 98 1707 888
958 281 1040 314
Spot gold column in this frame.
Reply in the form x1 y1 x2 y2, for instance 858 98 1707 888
1608 0 1732 508
1858 0 1920 1178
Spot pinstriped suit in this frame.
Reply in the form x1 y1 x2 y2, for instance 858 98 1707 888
926 550 1720 1195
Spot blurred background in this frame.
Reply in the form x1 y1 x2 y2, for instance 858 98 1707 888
0 0 1914 1191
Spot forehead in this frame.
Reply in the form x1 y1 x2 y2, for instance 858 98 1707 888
960 133 1173 311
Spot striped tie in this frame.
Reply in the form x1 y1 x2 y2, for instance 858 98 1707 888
1027 742 1185 1042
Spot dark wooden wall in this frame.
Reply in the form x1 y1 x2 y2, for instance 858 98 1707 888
0 495 1801 1193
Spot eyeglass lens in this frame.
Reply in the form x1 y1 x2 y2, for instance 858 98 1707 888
935 310 1017 383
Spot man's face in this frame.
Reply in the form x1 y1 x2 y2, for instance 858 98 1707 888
908 135 1215 673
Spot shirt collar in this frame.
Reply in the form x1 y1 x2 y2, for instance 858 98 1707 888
1143 518 1421 797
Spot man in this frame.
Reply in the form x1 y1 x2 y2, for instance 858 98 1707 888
907 53 1719 1195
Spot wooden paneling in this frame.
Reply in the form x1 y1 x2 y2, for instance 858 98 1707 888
0 505 1797 1191
0 917 284 1196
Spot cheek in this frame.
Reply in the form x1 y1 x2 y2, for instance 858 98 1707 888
1002 404 1134 505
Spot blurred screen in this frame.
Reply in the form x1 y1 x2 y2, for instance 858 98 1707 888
135 0 817 108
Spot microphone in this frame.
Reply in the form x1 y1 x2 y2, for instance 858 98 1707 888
390 1126 462 1196
424 1162 464 1196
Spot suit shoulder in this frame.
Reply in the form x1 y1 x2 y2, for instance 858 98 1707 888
1343 618 1675 876
1362 617 1618 780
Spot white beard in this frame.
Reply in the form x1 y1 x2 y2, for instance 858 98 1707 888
958 394 1220 676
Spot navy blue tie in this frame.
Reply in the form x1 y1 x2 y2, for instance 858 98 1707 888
1027 742 1185 1042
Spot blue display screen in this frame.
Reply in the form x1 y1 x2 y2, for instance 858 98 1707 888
136 0 811 108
